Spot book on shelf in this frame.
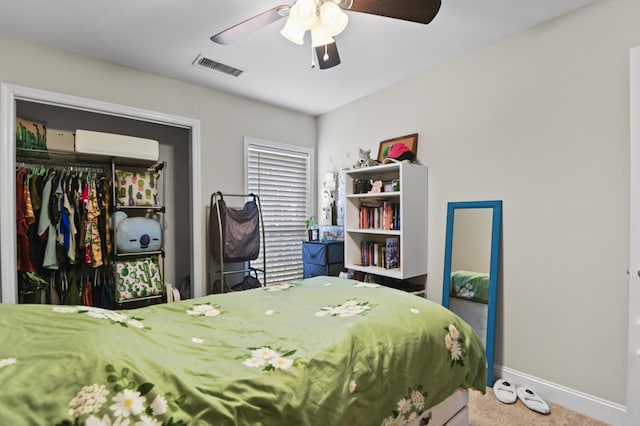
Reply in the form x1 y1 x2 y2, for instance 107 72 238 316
385 237 399 269
358 201 400 230
358 238 399 269
359 240 387 268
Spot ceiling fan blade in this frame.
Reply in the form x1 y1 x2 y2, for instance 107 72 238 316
211 5 290 45
349 0 441 25
315 42 341 70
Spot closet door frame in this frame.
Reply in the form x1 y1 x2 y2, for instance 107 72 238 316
0 83 203 303
628 46 640 426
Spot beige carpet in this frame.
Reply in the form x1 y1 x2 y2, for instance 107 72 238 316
469 388 610 426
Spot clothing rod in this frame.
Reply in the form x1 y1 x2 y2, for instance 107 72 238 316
16 159 108 171
16 153 109 168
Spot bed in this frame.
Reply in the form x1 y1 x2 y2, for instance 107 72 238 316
0 276 486 425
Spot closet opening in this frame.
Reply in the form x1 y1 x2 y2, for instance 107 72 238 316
1 83 203 304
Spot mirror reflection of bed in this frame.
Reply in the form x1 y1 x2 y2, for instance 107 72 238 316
449 270 490 346
443 201 502 387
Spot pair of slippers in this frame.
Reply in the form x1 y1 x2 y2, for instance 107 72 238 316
493 379 550 414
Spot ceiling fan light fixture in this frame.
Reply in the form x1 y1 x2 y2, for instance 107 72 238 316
280 18 305 45
329 0 354 9
289 0 318 30
310 22 334 47
320 2 348 37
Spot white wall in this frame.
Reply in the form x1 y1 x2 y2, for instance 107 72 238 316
0 34 316 297
318 0 636 408
451 208 492 274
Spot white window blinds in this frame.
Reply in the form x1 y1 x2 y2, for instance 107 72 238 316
245 138 314 285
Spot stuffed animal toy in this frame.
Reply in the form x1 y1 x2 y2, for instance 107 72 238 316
113 211 163 253
369 180 383 193
354 148 378 168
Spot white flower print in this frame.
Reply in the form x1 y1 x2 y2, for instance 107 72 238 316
0 358 17 369
86 414 131 426
191 337 204 344
243 346 298 371
107 313 128 323
252 347 279 360
450 340 462 361
135 415 162 426
316 300 374 317
444 333 453 350
127 319 145 329
410 308 420 314
354 282 379 288
186 304 220 317
382 387 429 426
149 394 167 416
444 323 465 366
411 390 425 411
53 306 78 313
270 357 293 370
349 380 357 394
264 309 275 316
110 389 146 417
87 310 109 320
243 357 266 368
397 398 412 414
448 324 459 341
68 384 109 418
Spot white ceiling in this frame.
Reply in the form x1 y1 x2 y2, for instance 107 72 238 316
0 0 596 116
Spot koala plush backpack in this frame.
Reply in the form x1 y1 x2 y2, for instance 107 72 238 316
113 211 163 253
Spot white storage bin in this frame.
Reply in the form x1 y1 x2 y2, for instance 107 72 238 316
75 129 159 161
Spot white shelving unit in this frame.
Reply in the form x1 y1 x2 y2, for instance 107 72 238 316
344 162 428 280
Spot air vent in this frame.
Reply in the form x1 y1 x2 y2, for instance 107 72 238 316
193 54 244 77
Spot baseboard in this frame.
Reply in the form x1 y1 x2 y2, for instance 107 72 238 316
495 365 627 425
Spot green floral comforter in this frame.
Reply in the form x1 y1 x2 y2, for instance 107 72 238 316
0 276 486 425
450 270 491 303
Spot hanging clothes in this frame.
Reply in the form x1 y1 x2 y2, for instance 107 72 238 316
38 171 59 270
81 174 103 268
16 168 35 272
16 161 115 307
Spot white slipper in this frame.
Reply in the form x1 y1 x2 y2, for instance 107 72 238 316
516 387 550 414
493 379 517 404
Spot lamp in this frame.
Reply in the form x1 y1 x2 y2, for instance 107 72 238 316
310 22 334 47
289 0 318 30
320 1 348 36
281 0 348 47
280 19 305 45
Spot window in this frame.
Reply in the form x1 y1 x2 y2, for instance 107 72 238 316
245 137 314 285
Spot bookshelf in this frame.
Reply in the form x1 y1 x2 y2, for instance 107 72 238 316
344 162 428 280
344 162 427 279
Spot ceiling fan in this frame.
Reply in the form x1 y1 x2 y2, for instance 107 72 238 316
210 0 442 70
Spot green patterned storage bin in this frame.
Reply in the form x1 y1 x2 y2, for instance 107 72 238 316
114 256 163 302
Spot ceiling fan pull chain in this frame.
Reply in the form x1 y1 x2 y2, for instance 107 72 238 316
323 44 329 62
311 45 316 68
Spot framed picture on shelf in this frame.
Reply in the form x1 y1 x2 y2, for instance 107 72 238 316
377 133 418 163
308 228 319 241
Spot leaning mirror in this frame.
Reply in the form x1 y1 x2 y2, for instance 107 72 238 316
442 200 502 387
